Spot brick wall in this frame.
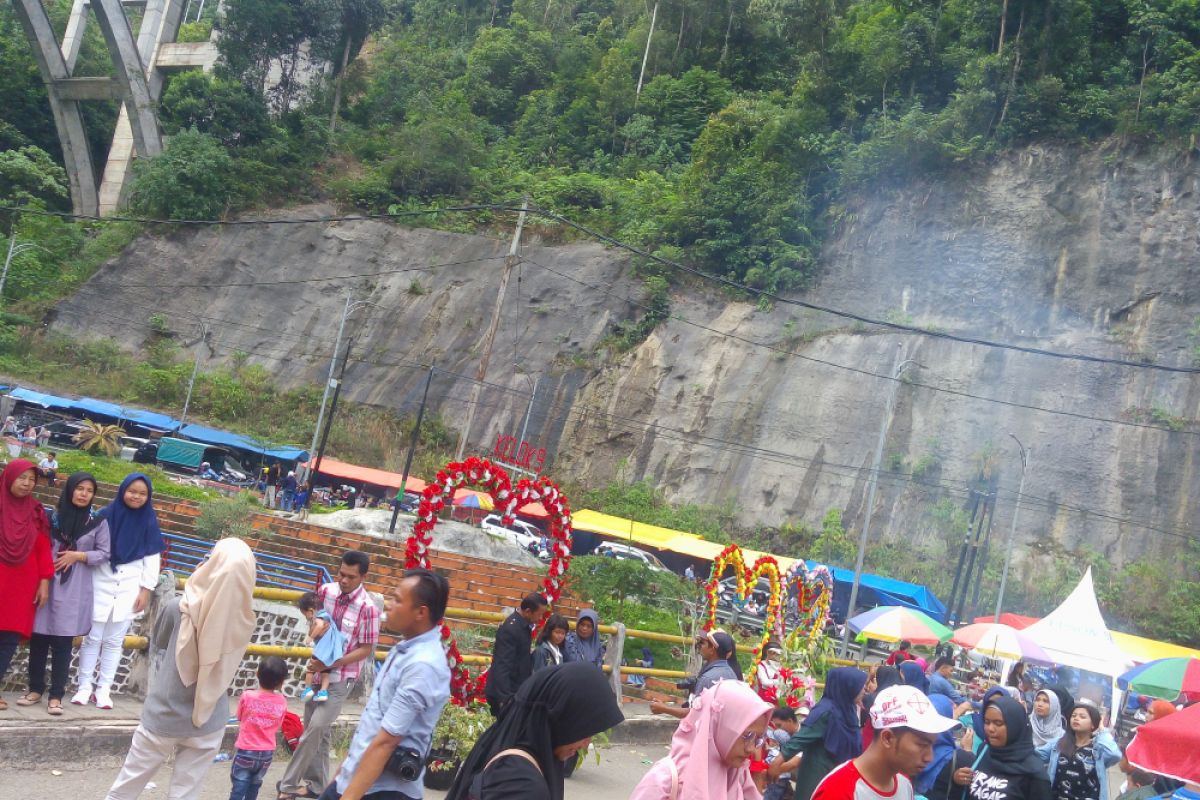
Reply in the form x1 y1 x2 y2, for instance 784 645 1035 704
32 480 583 619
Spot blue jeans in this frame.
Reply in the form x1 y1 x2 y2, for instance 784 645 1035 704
281 491 295 511
229 748 273 800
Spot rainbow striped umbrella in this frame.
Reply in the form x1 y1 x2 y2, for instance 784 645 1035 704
847 606 952 645
950 622 1050 661
1118 656 1200 701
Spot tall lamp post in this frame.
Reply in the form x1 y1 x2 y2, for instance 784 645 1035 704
994 434 1031 620
840 344 915 656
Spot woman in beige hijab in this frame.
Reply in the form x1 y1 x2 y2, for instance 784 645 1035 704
105 538 257 800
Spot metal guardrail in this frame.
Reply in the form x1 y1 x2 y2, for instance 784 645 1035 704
163 532 333 590
123 584 861 685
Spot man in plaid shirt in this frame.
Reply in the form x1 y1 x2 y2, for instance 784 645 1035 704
278 551 381 800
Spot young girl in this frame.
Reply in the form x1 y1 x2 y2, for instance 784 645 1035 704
231 657 289 800
1038 701 1122 800
73 473 164 710
532 613 569 671
297 591 344 702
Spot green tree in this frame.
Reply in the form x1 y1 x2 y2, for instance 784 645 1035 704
128 130 237 219
812 509 855 567
461 14 554 125
160 72 274 148
0 146 69 209
669 96 826 291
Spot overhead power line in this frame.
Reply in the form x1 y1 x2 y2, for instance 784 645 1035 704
44 308 1200 544
519 255 1200 438
8 202 1200 374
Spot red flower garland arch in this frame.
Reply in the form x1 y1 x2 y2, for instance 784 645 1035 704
404 456 573 703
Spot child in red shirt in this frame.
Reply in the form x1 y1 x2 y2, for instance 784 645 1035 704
231 657 289 800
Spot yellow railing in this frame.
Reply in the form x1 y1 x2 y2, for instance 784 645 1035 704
145 584 862 678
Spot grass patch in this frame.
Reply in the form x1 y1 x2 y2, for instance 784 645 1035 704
53 450 217 502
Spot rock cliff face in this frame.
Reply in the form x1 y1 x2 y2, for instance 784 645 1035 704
53 145 1200 565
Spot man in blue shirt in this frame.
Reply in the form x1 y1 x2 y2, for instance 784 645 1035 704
318 569 451 800
927 656 967 704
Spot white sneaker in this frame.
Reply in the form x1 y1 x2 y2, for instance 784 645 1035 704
70 685 93 706
94 688 113 710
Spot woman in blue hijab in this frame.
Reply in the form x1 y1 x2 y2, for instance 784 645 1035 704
900 659 930 694
774 666 868 800
72 474 165 710
915 694 973 799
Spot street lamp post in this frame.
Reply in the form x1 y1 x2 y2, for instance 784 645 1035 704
994 434 1031 620
840 343 914 657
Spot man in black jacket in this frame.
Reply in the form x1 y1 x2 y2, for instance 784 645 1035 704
485 593 548 716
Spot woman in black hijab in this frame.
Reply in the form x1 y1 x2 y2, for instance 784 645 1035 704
22 472 103 714
447 662 625 800
959 694 1052 800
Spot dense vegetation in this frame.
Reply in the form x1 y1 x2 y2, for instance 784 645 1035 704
5 0 1200 296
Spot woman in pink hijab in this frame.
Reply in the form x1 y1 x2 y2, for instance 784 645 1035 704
631 679 774 800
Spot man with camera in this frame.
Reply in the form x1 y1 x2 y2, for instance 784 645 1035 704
650 629 741 719
318 568 452 800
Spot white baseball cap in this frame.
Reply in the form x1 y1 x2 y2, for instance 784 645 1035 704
869 686 961 734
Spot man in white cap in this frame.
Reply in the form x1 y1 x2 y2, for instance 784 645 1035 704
812 685 961 800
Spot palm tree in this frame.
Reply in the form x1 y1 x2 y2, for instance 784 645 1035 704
73 419 127 456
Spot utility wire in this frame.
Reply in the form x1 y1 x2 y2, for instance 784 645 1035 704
519 255 1200 438
52 307 1200 544
9 202 1199 374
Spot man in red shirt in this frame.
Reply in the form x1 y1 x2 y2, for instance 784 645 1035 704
812 685 960 800
885 640 913 666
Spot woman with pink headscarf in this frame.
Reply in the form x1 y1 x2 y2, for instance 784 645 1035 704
631 680 774 800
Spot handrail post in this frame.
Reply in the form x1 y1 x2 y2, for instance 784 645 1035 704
609 621 626 704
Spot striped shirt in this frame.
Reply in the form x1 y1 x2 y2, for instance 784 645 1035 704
317 581 380 682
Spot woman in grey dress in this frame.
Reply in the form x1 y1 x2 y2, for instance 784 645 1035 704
18 472 108 715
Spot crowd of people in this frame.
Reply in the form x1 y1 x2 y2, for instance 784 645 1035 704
2 458 1197 800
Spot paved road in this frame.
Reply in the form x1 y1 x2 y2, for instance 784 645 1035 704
3 741 668 799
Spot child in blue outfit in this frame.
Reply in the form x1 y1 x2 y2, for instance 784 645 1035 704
297 591 345 703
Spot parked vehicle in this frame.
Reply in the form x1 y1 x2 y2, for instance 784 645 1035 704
154 437 255 486
391 492 422 513
42 418 89 448
592 541 671 572
480 513 543 550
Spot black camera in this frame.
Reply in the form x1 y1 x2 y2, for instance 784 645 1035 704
676 677 697 693
385 745 426 782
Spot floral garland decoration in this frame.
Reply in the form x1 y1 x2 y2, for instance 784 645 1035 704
405 456 573 704
757 666 818 710
784 562 833 654
702 543 784 676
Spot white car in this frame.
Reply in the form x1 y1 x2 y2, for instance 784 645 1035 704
593 542 670 572
480 514 543 550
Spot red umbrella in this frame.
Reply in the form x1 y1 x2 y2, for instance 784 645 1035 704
1126 702 1200 785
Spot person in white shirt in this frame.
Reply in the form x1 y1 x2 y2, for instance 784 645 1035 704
38 451 58 487
72 473 165 710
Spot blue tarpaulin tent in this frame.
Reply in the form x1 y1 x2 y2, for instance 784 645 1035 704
73 397 180 431
8 388 180 431
807 560 948 622
8 387 79 409
176 423 308 462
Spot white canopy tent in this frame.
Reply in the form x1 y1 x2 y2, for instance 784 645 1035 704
1022 568 1131 703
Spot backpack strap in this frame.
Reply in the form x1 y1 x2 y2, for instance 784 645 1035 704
485 748 543 775
667 757 680 800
